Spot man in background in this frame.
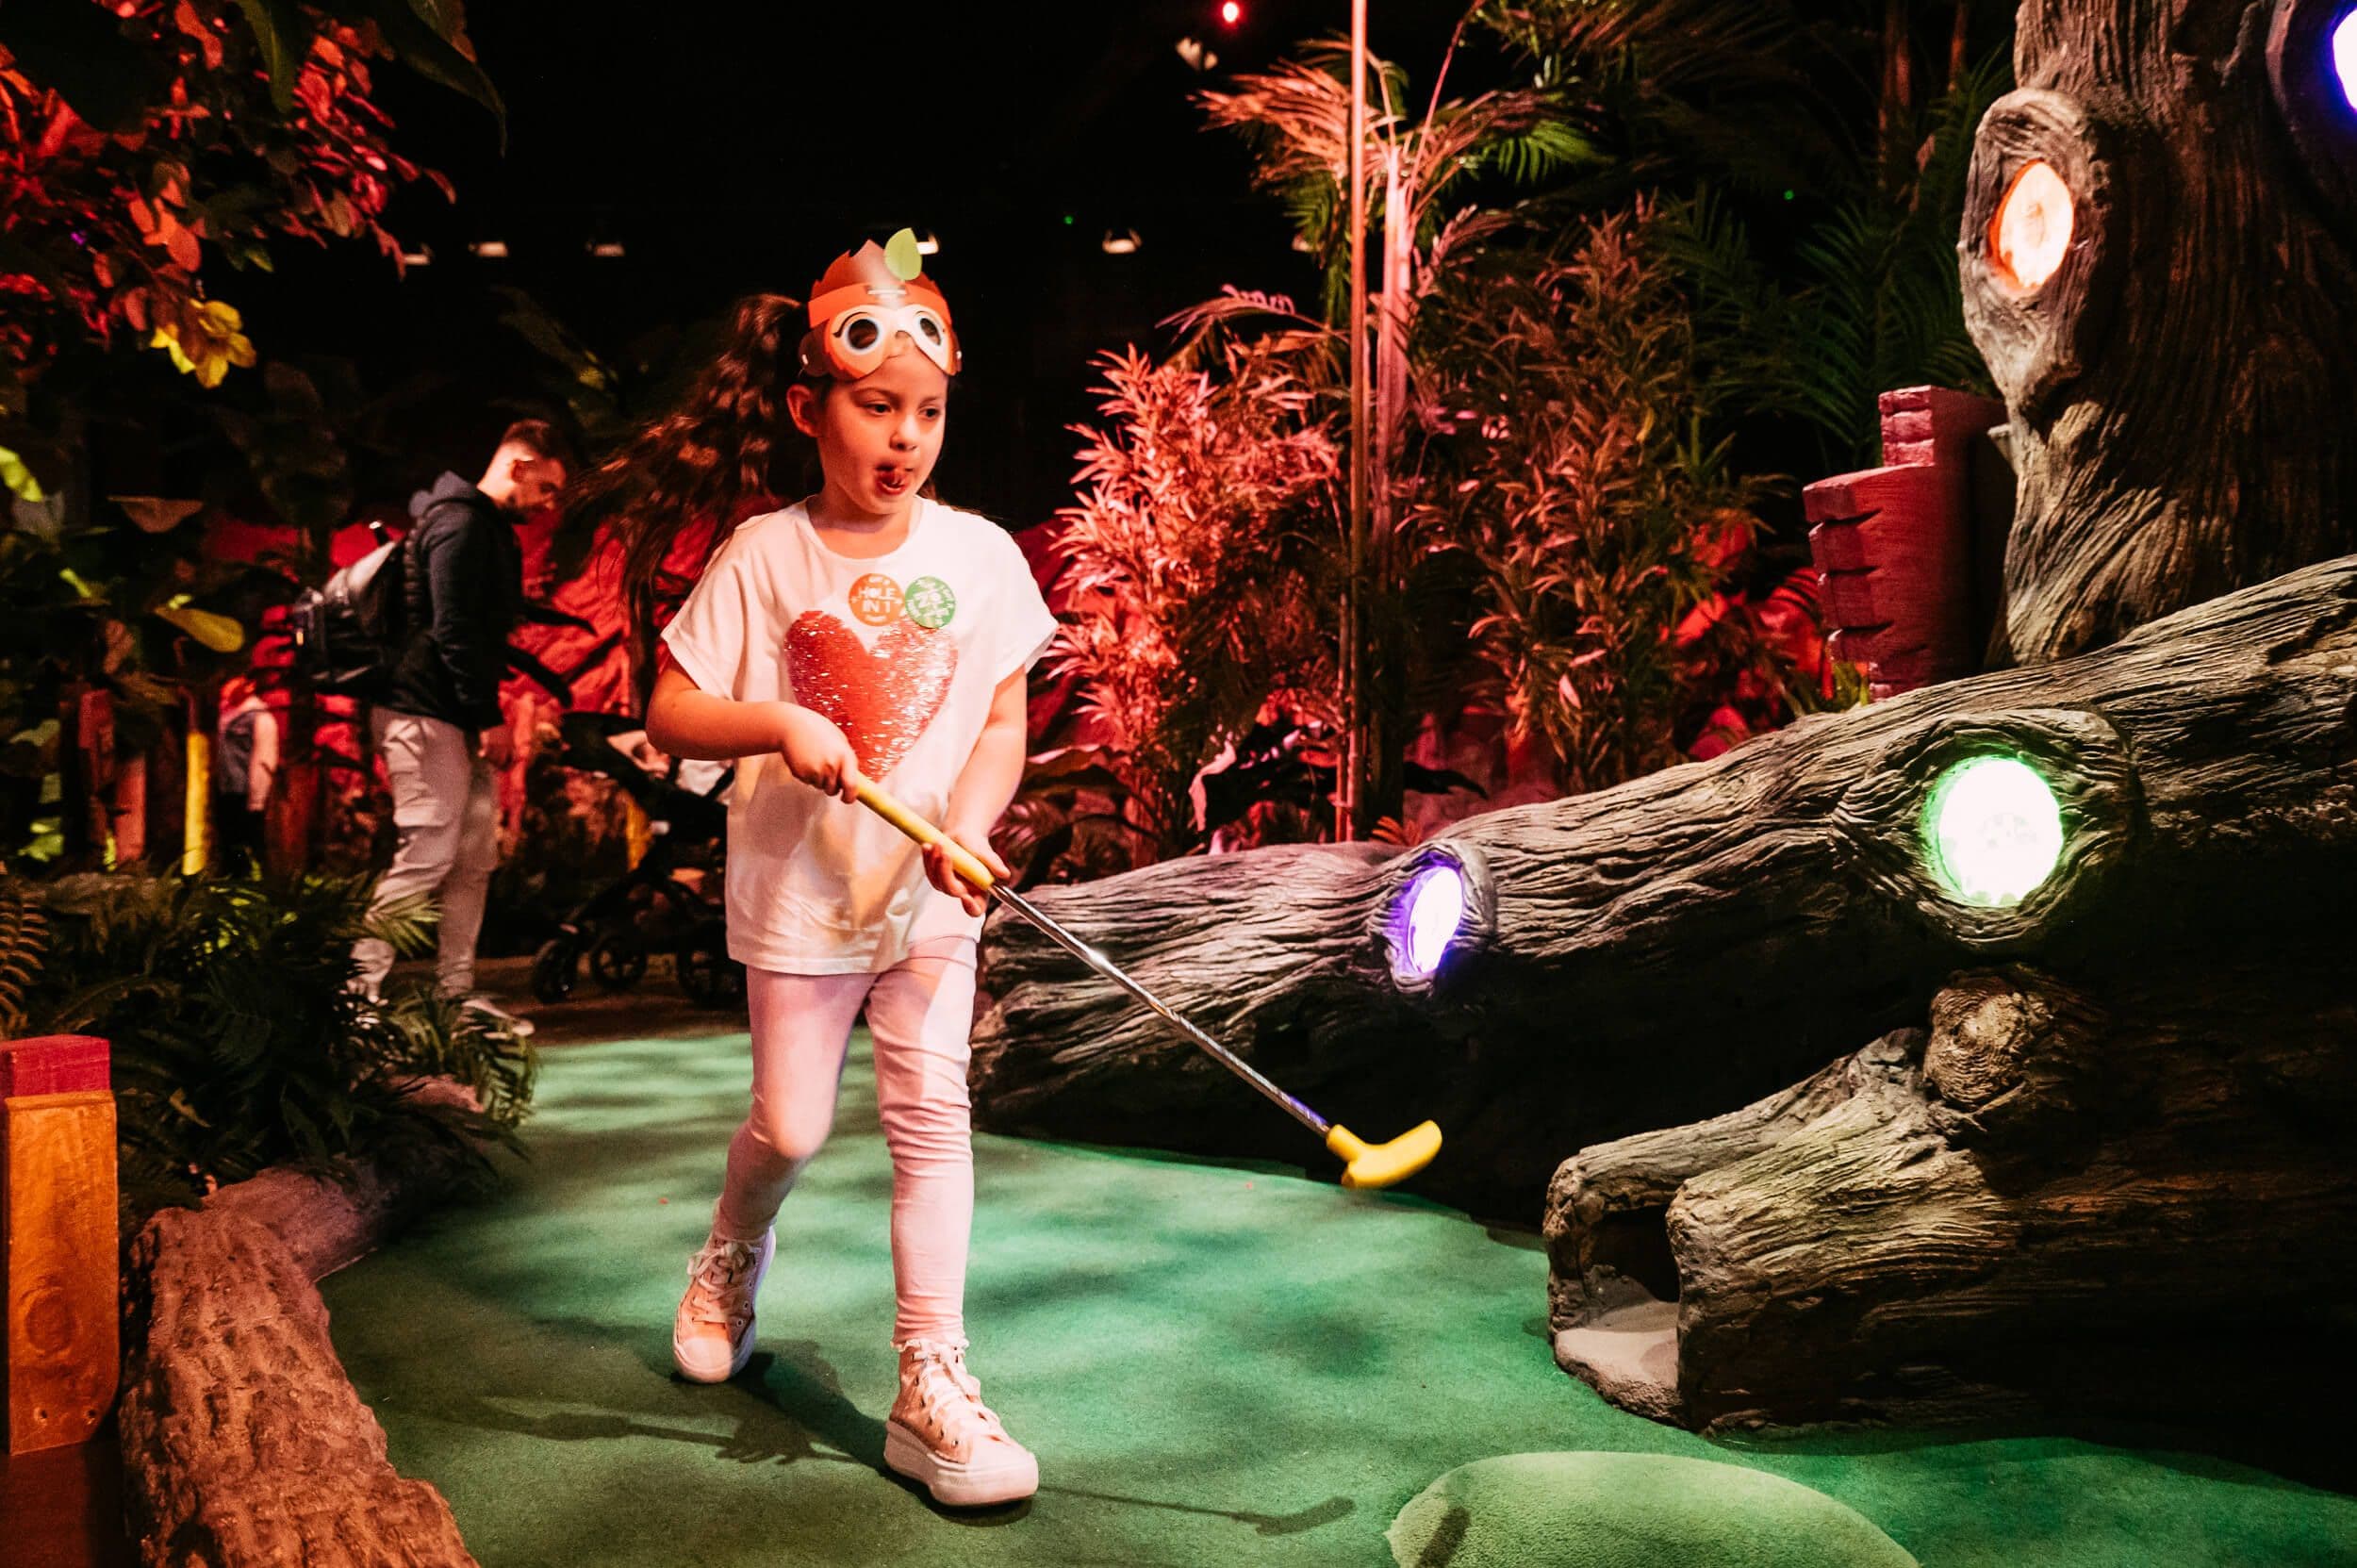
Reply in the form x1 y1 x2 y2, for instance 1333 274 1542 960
352 419 573 1034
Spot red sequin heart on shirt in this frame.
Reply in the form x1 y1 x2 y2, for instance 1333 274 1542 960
784 611 958 781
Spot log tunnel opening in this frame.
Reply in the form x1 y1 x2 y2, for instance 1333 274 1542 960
1590 1208 1680 1305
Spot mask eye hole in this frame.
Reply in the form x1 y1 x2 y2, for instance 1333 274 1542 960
914 310 947 348
839 312 883 354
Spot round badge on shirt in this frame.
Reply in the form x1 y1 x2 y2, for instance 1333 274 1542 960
849 572 904 627
904 575 957 630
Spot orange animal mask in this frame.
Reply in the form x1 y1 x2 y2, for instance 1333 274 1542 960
799 228 962 381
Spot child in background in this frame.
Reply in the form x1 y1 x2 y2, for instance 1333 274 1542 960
569 231 1055 1508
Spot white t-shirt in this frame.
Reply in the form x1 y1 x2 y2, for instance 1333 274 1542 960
661 497 1058 973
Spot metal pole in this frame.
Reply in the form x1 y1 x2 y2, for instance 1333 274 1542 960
991 883 1334 1137
1342 0 1369 842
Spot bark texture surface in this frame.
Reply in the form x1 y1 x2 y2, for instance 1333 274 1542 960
975 555 2357 1214
1547 951 2357 1429
1963 0 2357 665
117 1084 483 1568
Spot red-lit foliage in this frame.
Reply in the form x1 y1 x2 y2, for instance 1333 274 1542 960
0 2 451 429
1041 340 1340 864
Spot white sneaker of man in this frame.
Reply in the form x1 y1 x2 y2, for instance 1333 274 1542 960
672 1228 775 1383
456 993 536 1038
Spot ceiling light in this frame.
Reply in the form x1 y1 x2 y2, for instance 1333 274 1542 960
470 239 509 259
1101 228 1142 256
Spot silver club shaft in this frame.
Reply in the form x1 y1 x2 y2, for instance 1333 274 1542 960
990 884 1330 1137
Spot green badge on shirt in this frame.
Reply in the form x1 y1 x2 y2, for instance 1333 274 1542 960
904 575 957 630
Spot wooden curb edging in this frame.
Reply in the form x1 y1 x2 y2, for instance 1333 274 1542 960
116 1081 487 1568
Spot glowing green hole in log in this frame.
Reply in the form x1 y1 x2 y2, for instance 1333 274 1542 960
1922 755 2065 906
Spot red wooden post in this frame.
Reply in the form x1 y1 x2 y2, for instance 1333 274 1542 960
0 1035 117 1454
1802 386 2011 699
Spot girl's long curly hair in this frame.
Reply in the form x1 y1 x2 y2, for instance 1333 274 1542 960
561 292 816 658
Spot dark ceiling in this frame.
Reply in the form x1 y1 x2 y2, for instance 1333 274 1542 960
250 0 1475 524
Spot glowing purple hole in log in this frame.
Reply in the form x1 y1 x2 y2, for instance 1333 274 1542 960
2334 9 2357 111
1399 864 1467 980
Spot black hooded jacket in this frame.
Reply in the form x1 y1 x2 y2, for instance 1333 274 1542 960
382 471 521 732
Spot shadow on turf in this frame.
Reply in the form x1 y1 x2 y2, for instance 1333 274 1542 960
411 1337 1355 1537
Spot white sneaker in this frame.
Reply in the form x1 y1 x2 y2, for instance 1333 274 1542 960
671 1229 774 1383
884 1337 1039 1507
457 994 537 1038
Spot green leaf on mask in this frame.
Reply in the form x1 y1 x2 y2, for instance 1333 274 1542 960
885 228 924 282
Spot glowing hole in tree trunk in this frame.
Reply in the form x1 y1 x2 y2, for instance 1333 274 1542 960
1989 160 2074 290
1923 756 2065 906
1394 864 1467 982
2335 9 2357 110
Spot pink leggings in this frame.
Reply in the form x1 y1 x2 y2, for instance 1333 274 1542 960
712 937 977 1345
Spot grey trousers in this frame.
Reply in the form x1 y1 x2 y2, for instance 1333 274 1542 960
353 709 500 998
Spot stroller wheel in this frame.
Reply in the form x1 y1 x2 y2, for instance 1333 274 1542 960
677 943 745 1010
532 936 579 1004
588 932 650 993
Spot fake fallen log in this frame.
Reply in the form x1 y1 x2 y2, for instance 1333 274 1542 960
1546 949 2357 1430
972 553 2357 1217
117 1082 485 1568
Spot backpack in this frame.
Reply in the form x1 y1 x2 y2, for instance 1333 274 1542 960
288 527 412 697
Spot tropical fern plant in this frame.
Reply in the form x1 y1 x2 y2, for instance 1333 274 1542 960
1488 0 2013 471
1411 204 1772 792
1651 47 2014 470
1196 35 1600 324
5 870 534 1234
0 876 44 1034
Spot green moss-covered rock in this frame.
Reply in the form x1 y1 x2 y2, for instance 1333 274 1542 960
1389 1451 1918 1568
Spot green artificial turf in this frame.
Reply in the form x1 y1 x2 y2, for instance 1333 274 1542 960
320 1028 2357 1567
1389 1452 1918 1567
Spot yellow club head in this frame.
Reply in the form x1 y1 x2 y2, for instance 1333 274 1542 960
1326 1120 1443 1190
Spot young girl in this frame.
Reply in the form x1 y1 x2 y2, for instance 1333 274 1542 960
574 232 1056 1508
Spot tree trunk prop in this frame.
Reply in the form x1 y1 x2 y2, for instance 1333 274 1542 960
976 553 2357 1209
1546 947 2357 1431
1967 0 2357 666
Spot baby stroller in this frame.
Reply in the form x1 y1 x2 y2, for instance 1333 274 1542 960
530 712 745 1009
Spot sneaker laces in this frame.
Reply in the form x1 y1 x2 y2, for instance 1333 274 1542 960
682 1236 762 1329
897 1336 1013 1445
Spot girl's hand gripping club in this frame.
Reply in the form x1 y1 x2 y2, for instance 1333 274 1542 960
851 777 1442 1190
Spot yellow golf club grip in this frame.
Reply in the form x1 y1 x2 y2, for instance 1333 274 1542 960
853 779 997 892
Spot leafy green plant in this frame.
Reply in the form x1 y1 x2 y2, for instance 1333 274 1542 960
0 494 291 867
1650 51 2012 470
0 0 488 467
1483 0 2012 473
1411 203 1770 791
5 869 534 1234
